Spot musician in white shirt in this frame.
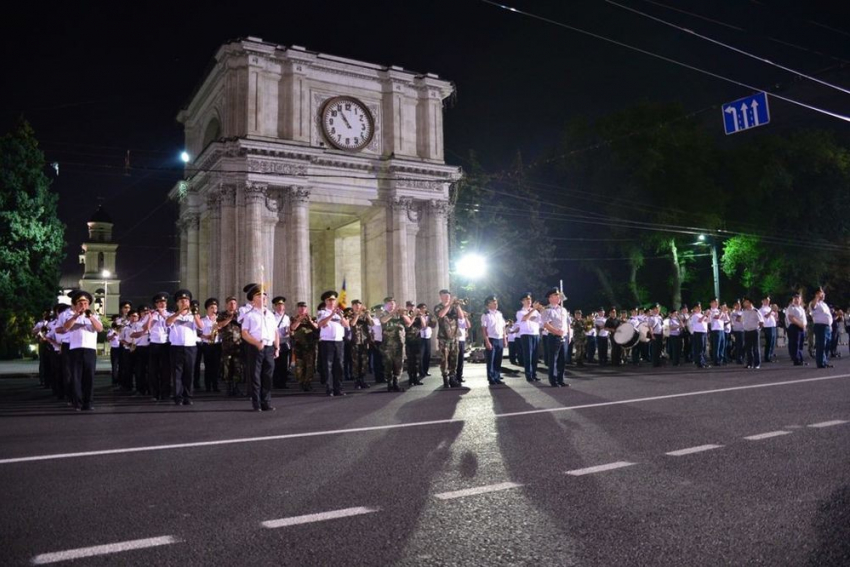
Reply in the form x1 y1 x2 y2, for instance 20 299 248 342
785 293 807 366
481 295 507 385
516 293 542 382
810 287 833 368
241 284 280 410
760 296 778 362
167 289 203 406
741 297 765 369
689 303 709 368
63 290 103 411
540 288 571 387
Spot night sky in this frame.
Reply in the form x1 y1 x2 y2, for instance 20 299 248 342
2 0 849 307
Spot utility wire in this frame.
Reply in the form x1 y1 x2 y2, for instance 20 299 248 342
607 0 850 96
477 0 850 124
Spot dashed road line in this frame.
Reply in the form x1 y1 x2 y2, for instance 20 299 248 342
665 444 723 456
744 431 792 441
262 506 380 529
566 461 636 476
31 536 180 565
434 482 523 500
808 420 848 428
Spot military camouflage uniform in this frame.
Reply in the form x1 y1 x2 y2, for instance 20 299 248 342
348 312 372 389
380 309 406 391
292 316 318 390
435 303 462 387
571 318 587 366
217 313 244 395
405 313 423 386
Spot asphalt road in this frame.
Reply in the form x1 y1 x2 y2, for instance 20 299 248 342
1 354 849 566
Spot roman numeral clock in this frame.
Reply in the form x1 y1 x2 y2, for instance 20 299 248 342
320 96 375 151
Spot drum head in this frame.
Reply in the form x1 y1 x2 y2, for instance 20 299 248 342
614 322 637 345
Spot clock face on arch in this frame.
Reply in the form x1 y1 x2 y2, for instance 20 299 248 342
320 96 375 151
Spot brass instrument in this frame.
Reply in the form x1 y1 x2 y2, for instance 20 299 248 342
84 309 93 318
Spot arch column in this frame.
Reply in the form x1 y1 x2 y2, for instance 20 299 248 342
286 188 311 307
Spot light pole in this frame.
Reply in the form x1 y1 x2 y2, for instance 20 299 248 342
697 235 720 300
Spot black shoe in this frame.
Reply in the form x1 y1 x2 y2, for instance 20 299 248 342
448 377 460 388
424 373 432 376
81 405 94 411
332 391 346 397
174 399 182 405
253 406 262 412
183 399 193 406
753 366 761 370
261 405 275 412
825 364 834 368
558 382 569 387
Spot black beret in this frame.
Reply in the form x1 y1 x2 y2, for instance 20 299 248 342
439 289 451 295
351 299 362 305
174 289 193 301
204 298 219 309
321 290 338 301
272 296 286 305
484 295 497 303
520 292 532 301
119 300 132 308
383 295 395 303
153 292 169 303
296 301 307 307
225 295 237 303
546 288 561 298
138 304 150 312
70 290 93 304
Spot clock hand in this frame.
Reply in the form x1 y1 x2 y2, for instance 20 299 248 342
340 114 352 129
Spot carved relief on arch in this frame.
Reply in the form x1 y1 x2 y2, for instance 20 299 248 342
428 199 452 219
244 182 268 205
219 184 238 207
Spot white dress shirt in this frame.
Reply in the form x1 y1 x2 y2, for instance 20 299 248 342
317 309 345 341
760 305 777 328
811 301 833 326
481 309 506 339
66 312 100 350
274 312 291 347
516 308 541 336
242 307 278 345
169 314 198 346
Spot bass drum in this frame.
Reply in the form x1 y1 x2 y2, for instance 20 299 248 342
613 322 641 349
637 322 652 343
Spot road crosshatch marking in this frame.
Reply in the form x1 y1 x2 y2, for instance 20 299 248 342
744 431 792 441
31 536 180 565
262 506 380 529
665 444 723 456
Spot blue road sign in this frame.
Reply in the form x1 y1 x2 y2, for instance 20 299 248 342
722 92 770 135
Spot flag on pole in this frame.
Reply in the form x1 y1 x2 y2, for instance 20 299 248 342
339 277 347 309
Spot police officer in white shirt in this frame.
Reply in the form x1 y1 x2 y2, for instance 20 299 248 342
541 288 570 387
481 295 507 385
198 298 221 392
317 290 350 396
760 296 777 362
271 296 291 389
516 292 542 382
667 308 683 366
241 283 280 411
730 301 745 364
648 305 664 367
809 287 833 369
457 313 468 383
167 289 203 405
63 290 103 410
146 292 172 401
595 308 609 365
708 299 727 366
741 297 764 369
785 292 807 366
131 305 151 395
417 303 436 377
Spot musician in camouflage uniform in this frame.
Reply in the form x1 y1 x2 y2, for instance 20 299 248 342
290 301 318 391
218 296 245 397
379 296 411 392
403 301 423 388
348 300 372 390
571 310 587 367
435 289 466 388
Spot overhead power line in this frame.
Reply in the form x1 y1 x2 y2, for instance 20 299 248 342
477 0 850 124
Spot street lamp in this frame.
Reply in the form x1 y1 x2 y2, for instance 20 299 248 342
455 253 487 280
696 235 720 299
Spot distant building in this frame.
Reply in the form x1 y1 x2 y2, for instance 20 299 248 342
59 206 122 315
170 37 461 309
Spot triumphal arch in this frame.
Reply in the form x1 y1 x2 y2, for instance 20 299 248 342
170 37 461 308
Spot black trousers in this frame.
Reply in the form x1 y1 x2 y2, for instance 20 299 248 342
170 345 197 403
652 334 664 366
148 342 171 399
61 342 72 401
247 345 275 409
50 349 63 398
273 345 290 388
319 340 344 394
421 338 432 375
203 343 222 390
110 345 122 385
406 339 421 380
134 347 149 394
457 340 465 380
69 347 96 409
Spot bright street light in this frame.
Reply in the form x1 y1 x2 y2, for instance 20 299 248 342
180 151 191 163
455 253 487 280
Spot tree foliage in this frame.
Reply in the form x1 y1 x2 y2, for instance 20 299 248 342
0 119 65 358
450 150 556 317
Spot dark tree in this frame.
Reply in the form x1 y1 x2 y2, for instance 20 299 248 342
0 119 66 358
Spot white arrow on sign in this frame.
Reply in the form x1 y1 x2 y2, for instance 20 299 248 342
751 99 760 126
725 106 739 132
740 103 750 129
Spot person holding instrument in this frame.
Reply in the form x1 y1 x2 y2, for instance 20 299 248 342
317 290 350 397
379 296 411 392
146 291 172 401
167 289 203 406
291 301 319 391
241 283 279 411
434 289 466 388
63 290 103 411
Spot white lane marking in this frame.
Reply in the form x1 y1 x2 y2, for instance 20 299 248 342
31 536 179 565
262 506 379 529
808 420 849 428
665 444 723 456
434 482 523 500
744 431 792 440
2 373 848 465
566 461 636 476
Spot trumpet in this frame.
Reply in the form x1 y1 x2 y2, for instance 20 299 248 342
84 309 93 318
452 298 468 306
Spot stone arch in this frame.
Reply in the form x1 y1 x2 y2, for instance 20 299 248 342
202 114 222 149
